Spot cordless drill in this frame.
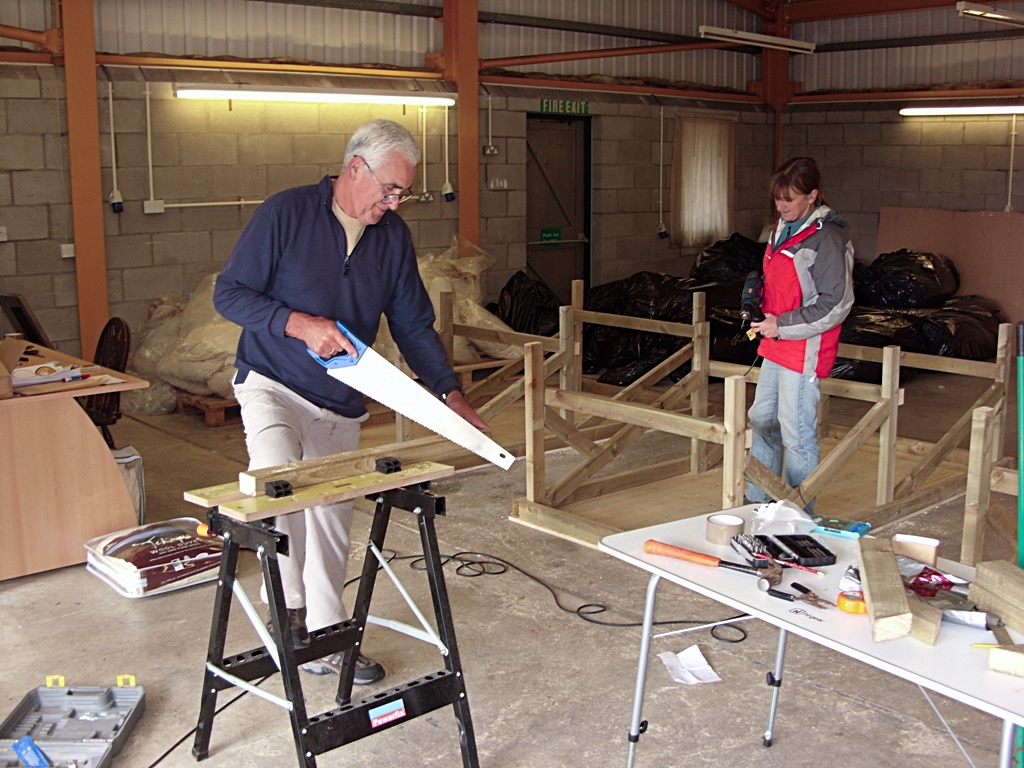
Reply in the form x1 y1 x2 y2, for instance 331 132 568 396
740 271 765 327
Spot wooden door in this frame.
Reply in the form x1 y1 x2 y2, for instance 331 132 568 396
526 117 590 305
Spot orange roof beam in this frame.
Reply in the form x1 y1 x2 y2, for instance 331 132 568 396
0 23 63 54
482 40 734 70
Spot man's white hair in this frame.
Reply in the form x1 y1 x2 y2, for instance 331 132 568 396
343 119 420 170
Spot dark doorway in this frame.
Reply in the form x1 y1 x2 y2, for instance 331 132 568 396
525 116 591 305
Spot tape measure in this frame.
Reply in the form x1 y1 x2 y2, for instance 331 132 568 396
837 590 867 614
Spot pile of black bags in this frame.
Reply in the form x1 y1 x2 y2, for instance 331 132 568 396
492 236 1004 386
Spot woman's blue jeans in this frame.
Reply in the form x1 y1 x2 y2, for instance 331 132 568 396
745 359 822 511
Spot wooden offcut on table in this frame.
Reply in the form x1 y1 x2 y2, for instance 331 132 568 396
858 536 912 643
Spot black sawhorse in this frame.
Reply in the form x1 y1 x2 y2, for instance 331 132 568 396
191 481 479 767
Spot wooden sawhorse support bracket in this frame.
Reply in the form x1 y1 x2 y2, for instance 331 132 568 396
190 477 479 768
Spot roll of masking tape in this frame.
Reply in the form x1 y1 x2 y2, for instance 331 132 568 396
705 513 744 546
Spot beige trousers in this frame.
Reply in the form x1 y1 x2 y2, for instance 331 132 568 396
234 370 363 630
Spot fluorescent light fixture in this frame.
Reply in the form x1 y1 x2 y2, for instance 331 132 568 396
174 84 456 106
699 25 816 54
900 105 1024 115
956 1 1024 28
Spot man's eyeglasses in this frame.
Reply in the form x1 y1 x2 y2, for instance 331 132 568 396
363 160 415 204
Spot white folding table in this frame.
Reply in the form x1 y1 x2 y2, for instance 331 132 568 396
599 508 1024 767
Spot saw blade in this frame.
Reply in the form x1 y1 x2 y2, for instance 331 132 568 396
309 322 514 470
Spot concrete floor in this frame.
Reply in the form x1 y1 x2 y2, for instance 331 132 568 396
1 370 1020 768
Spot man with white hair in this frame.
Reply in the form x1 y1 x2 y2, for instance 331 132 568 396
215 119 486 684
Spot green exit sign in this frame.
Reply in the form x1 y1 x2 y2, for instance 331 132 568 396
539 99 590 115
540 228 561 247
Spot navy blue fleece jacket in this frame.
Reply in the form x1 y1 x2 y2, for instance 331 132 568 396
213 175 458 418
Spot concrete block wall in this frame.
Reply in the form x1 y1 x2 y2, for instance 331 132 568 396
5 64 1021 355
782 107 1024 263
100 77 459 341
589 100 676 287
477 92 775 297
0 66 460 354
476 94 527 303
0 66 80 351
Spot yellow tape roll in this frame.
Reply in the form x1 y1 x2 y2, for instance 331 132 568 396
837 590 867 614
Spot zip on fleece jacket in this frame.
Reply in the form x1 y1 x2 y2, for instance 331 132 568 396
757 205 855 379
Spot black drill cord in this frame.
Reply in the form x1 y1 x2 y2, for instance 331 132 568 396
358 548 750 634
147 548 749 766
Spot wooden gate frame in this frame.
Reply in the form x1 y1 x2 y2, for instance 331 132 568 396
508 281 1010 546
961 402 1018 565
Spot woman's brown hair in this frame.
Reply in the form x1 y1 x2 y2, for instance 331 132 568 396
768 157 826 205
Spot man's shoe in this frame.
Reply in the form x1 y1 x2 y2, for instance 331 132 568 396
266 607 310 649
301 652 386 685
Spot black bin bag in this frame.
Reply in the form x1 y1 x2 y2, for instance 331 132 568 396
855 249 960 308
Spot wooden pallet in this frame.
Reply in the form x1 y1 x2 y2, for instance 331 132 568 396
176 392 241 427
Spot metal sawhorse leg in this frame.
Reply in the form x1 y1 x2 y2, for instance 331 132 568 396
191 481 479 768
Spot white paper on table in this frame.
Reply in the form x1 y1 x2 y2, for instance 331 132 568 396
657 645 722 685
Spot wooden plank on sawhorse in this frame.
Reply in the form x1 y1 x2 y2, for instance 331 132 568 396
187 462 479 768
217 461 454 521
182 460 453 513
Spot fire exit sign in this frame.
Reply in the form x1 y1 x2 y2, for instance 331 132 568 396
539 99 590 115
540 228 562 246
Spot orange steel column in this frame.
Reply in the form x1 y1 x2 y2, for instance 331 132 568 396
761 18 798 169
62 0 109 356
444 0 480 245
760 46 792 168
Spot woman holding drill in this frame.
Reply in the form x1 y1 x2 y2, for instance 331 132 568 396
745 157 855 511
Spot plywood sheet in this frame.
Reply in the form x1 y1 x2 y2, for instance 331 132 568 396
877 207 1024 322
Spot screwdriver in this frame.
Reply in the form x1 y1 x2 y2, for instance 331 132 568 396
643 539 760 575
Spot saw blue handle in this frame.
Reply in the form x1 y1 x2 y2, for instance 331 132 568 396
306 321 368 369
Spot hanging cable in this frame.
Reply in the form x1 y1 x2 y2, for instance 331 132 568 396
1006 114 1017 213
418 105 433 202
107 82 123 213
657 106 668 238
442 104 455 201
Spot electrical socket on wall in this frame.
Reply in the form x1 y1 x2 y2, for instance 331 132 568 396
61 243 75 259
482 144 499 156
0 226 7 242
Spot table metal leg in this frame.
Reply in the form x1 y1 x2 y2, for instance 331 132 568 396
625 574 661 768
1000 719 1018 768
762 627 788 747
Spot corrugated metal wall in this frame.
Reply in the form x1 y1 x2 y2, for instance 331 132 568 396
0 0 50 48
88 0 441 67
3 0 1024 95
794 3 1024 92
477 0 757 91
3 0 758 90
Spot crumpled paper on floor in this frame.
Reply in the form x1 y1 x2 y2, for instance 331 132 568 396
657 645 722 685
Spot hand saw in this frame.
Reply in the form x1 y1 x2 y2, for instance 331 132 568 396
308 321 514 470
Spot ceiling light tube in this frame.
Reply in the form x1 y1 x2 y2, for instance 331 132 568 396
900 105 1024 115
956 2 1024 28
174 84 456 106
699 25 815 54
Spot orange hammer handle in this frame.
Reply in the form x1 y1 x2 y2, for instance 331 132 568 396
643 539 720 568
